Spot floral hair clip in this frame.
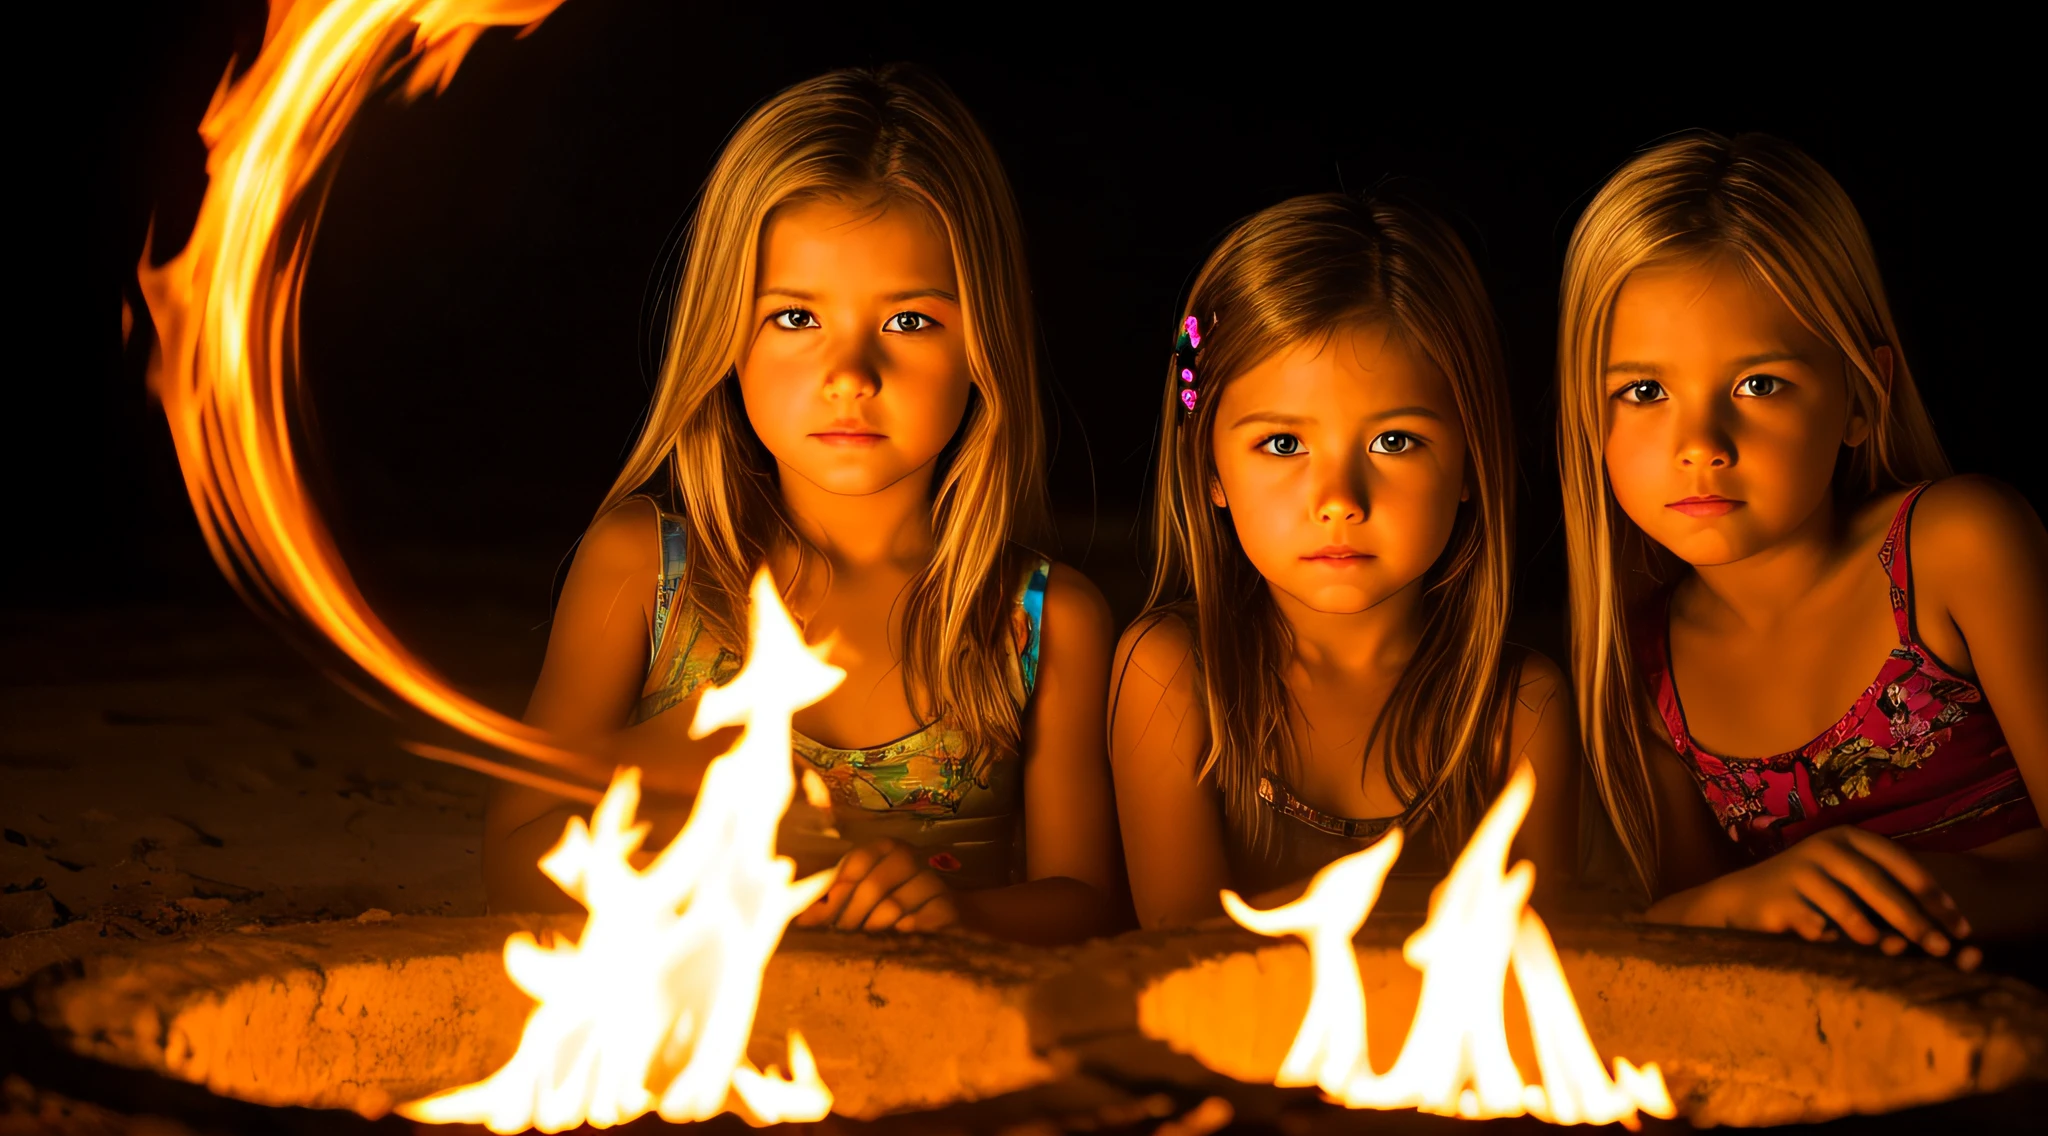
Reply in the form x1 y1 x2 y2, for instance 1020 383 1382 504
1174 315 1204 414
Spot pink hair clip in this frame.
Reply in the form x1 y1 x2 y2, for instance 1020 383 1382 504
1174 315 1203 415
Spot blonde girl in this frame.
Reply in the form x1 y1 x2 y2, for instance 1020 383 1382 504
1560 132 2047 960
1111 193 1579 928
484 66 1121 944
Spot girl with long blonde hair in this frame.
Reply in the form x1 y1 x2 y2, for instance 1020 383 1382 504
484 65 1121 944
1560 132 2046 960
1111 193 1579 928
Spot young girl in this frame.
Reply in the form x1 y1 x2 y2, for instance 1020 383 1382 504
483 65 1122 945
1559 132 2047 959
1111 193 1580 929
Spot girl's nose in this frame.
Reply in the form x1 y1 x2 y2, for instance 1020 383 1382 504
1674 405 1736 469
1315 497 1365 524
822 370 876 400
821 345 880 401
1313 469 1366 524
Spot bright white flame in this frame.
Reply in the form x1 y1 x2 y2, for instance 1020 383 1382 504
400 570 840 1132
1225 763 1676 1128
1222 828 1403 1092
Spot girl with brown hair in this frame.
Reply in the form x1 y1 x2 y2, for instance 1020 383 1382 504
483 65 1122 944
1558 132 2046 959
1111 192 1579 928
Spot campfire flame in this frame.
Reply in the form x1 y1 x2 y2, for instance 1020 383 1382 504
401 570 840 1131
146 7 841 1127
1223 764 1676 1127
139 0 597 795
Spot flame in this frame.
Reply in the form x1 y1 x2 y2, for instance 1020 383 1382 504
1223 764 1676 1127
138 0 594 791
401 570 840 1131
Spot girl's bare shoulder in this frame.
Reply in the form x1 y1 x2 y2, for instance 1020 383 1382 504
1505 646 1577 771
546 498 666 633
1115 608 1197 683
1111 607 1202 718
574 497 663 578
1509 646 1568 715
1039 560 1114 647
1507 642 1564 740
1909 475 2047 579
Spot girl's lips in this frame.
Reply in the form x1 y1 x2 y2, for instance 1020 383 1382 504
810 430 886 447
1301 547 1373 563
1667 496 1743 517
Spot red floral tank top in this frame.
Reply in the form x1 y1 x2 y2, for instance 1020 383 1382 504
1641 483 2038 858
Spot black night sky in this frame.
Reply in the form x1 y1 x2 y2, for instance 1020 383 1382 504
29 3 2041 665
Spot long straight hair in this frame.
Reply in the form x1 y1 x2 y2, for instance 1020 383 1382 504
602 65 1050 759
1141 193 1523 862
1557 132 1951 892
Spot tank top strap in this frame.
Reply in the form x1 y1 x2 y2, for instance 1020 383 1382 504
651 513 688 669
1877 482 1934 646
1014 556 1052 700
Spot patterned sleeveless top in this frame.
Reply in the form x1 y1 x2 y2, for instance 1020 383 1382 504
1640 483 2038 859
634 516 1051 889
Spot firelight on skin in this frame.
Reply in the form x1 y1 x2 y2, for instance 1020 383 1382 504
1208 323 1468 621
1601 259 1868 568
1599 253 2048 955
741 198 972 497
494 67 1123 949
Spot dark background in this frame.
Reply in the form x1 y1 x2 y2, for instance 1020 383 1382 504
24 2 2038 679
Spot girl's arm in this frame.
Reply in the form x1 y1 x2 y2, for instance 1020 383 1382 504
1638 476 2048 956
1645 738 1747 899
1110 613 1238 929
965 565 1125 942
483 500 731 913
1907 476 2048 939
1635 693 1963 950
1505 652 1581 903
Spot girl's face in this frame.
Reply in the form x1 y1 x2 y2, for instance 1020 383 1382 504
1603 258 1869 566
740 195 972 498
1209 323 1469 615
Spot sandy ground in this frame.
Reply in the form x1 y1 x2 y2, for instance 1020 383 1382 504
0 594 548 988
0 523 1142 991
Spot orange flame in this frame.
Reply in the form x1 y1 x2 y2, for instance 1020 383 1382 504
1224 763 1676 1127
401 570 840 1131
138 0 594 792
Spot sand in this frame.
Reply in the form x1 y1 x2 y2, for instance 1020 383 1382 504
0 596 542 987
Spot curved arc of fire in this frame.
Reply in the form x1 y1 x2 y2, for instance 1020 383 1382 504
139 0 587 785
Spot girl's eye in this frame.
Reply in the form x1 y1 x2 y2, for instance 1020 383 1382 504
1257 433 1304 457
1368 431 1417 455
1615 380 1666 404
884 311 936 333
772 309 818 330
1736 374 1784 397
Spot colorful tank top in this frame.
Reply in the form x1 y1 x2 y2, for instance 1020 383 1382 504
634 516 1051 889
1641 483 2038 859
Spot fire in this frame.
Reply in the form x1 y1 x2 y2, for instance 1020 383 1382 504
142 6 843 1128
401 570 841 1132
138 0 596 795
1223 764 1676 1127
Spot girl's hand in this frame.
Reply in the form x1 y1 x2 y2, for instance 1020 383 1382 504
795 838 959 933
1652 826 1978 966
